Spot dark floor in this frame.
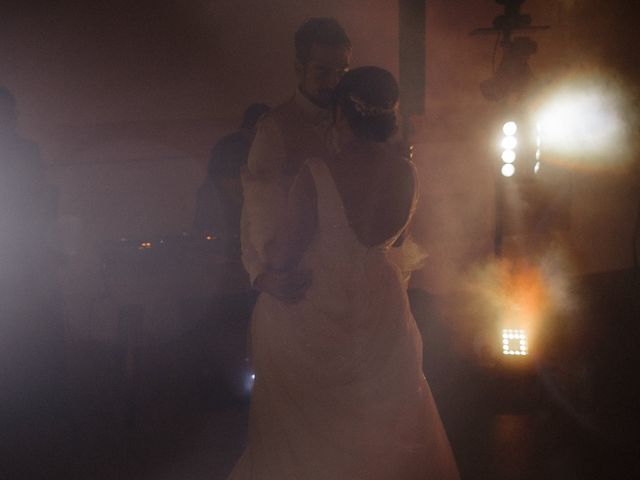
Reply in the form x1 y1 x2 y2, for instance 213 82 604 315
2 364 638 480
0 269 638 479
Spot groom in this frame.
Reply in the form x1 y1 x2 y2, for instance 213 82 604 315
241 17 352 302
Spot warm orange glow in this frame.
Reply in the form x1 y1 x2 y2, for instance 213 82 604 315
504 262 548 323
467 258 564 359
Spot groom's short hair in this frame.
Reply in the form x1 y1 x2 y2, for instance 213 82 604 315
294 17 351 65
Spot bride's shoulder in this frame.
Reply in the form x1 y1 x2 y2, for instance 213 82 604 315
377 151 417 189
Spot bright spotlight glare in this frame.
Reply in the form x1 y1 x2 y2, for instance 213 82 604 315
501 150 516 163
502 121 518 136
534 162 541 174
501 164 515 177
501 136 517 150
536 85 626 158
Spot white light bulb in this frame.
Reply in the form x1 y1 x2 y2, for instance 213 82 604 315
502 150 516 163
503 121 518 136
502 136 518 150
501 164 515 177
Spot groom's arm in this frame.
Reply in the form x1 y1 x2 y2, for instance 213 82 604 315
252 164 316 304
266 164 317 272
241 116 287 283
247 117 287 177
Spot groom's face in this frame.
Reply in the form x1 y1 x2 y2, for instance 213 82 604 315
297 43 351 109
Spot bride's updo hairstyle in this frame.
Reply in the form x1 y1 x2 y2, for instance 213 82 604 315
333 66 399 143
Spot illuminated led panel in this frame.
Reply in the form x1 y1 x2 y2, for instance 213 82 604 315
501 329 528 356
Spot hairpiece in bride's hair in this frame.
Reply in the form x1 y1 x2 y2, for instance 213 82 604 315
348 94 397 117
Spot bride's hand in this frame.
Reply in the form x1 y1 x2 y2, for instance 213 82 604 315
254 269 312 304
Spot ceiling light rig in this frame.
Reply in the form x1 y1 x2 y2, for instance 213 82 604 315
471 0 549 102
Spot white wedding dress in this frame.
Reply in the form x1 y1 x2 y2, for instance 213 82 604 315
228 158 459 480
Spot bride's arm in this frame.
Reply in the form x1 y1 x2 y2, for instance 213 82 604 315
265 164 318 272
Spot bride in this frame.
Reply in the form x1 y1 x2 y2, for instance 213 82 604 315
228 66 459 480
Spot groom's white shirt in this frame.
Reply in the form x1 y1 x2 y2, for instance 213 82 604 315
241 89 331 283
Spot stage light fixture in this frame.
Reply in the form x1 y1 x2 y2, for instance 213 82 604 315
503 121 518 136
499 120 519 177
502 150 516 163
501 163 515 177
501 136 518 150
501 328 528 356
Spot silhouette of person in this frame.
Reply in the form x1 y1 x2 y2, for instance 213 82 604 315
241 18 352 300
191 104 270 404
0 88 49 266
193 103 270 257
0 87 63 422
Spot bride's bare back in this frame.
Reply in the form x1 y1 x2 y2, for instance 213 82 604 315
326 146 416 248
267 144 416 272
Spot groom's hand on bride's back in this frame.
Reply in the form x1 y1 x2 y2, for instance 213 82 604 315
253 269 312 304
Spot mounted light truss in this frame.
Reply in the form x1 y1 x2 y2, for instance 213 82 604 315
500 121 518 177
500 120 542 177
